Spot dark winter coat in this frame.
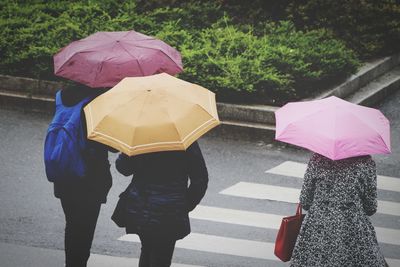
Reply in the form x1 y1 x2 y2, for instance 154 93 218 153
115 141 208 240
290 153 386 267
53 87 113 203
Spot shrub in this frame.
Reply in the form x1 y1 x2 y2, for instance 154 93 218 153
142 2 223 30
0 1 117 79
171 20 359 104
0 1 360 105
260 22 359 98
158 0 400 59
286 0 400 58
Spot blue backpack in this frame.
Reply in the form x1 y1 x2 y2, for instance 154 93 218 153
44 91 92 182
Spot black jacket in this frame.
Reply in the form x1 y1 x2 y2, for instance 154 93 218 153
53 87 113 203
115 141 208 239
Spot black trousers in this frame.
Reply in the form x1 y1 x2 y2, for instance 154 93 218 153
61 197 101 267
138 232 177 267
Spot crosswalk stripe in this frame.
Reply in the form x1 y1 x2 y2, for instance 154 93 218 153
89 253 204 267
220 182 299 203
191 205 282 229
378 200 400 217
119 233 278 261
191 205 400 246
266 161 400 193
220 182 400 217
119 233 400 265
375 227 400 246
387 258 400 267
266 161 307 178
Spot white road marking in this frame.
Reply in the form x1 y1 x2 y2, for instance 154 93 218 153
220 182 300 203
267 161 307 178
119 233 279 261
386 258 400 267
220 182 400 217
266 161 400 193
375 227 400 246
192 205 400 246
115 161 400 264
119 232 400 264
191 205 282 229
378 200 400 218
89 253 204 267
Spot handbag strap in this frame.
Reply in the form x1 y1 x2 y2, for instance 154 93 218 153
296 203 303 216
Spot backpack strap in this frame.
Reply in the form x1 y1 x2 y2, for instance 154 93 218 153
55 90 63 107
75 94 96 147
77 95 94 109
78 95 93 120
55 89 94 109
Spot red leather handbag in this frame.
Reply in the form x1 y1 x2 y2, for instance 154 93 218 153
274 203 306 262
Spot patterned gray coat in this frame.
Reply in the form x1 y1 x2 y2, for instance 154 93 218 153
290 153 386 267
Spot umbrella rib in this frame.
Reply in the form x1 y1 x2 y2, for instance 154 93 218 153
333 106 338 157
90 40 123 86
122 31 154 42
90 110 218 153
55 41 113 73
180 117 219 143
376 134 391 153
128 91 151 146
343 111 388 145
92 59 106 87
118 43 145 76
351 107 389 138
208 92 219 119
89 115 218 153
165 107 183 141
122 31 131 40
276 108 328 139
125 43 182 71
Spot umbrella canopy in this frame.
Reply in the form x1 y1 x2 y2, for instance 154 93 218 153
84 73 220 156
54 30 183 88
275 96 391 160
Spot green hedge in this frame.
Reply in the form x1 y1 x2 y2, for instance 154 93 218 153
160 20 359 103
0 0 360 105
286 0 400 59
143 0 400 59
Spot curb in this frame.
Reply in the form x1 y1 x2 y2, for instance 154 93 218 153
1 53 399 142
215 53 400 129
312 54 400 100
347 66 400 107
217 103 278 125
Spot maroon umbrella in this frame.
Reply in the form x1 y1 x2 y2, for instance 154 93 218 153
54 30 183 88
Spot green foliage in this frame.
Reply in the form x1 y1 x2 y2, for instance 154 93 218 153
0 1 117 79
158 0 400 58
0 0 360 104
171 20 359 103
143 2 223 30
286 0 400 58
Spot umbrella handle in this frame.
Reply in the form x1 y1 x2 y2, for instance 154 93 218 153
296 203 303 216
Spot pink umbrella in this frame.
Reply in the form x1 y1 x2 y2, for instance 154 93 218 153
275 96 391 160
54 30 183 88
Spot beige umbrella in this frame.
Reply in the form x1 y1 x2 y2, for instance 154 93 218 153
84 73 220 156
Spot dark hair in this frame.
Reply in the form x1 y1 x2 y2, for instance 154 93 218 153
61 81 109 105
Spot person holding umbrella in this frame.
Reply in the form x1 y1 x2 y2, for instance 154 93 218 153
275 96 390 266
83 73 220 267
115 141 208 267
44 82 114 267
47 30 185 267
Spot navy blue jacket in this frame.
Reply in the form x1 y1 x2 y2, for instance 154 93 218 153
115 141 208 239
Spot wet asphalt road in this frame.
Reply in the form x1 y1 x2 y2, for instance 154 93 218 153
0 89 399 266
